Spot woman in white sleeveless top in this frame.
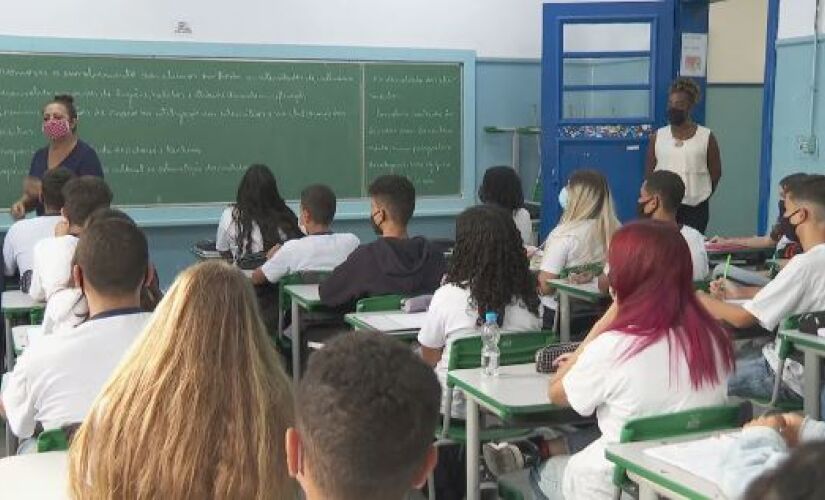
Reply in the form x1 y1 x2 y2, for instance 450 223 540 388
645 77 722 233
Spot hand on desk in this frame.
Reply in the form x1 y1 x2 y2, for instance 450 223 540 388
709 278 745 300
567 271 594 285
745 412 805 447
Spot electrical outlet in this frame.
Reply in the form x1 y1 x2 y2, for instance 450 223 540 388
796 135 818 156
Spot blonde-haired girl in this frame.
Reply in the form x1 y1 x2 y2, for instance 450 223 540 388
538 169 620 330
69 261 294 500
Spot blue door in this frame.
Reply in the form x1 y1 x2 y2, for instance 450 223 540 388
541 1 675 236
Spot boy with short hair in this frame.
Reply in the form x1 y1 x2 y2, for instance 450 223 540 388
637 170 709 280
319 175 446 309
28 176 113 303
3 167 75 292
250 184 359 286
1 218 152 451
699 174 825 407
286 332 440 500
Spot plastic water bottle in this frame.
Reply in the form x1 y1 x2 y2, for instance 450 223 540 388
481 311 501 377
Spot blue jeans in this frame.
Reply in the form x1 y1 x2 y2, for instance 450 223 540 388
727 350 802 404
529 426 601 500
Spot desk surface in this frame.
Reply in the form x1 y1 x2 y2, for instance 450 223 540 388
1 290 44 312
605 431 736 500
283 284 321 307
0 451 69 500
345 310 426 332
547 279 607 300
448 364 558 420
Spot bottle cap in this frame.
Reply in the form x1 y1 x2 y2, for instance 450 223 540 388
485 312 498 323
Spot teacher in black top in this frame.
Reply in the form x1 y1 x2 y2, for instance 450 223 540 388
10 94 104 219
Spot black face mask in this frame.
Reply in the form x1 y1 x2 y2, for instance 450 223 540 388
637 198 654 219
667 107 688 126
370 211 383 236
779 207 802 244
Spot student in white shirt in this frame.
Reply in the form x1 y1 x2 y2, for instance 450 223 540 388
3 167 74 292
478 165 535 246
538 169 620 330
28 176 112 303
419 204 541 417
216 163 302 261
700 175 825 413
0 218 152 451
251 184 359 285
636 170 709 280
484 220 734 500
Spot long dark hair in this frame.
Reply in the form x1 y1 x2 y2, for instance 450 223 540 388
446 204 540 323
233 164 301 255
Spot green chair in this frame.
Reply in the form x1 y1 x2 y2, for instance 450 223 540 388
275 271 331 350
768 313 817 412
611 403 749 500
36 428 70 453
428 330 556 499
355 294 406 313
558 262 604 280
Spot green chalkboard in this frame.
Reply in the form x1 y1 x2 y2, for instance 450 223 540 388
0 53 462 207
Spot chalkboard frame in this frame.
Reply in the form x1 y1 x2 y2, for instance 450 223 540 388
0 35 476 229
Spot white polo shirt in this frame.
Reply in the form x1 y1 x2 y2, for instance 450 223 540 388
680 224 710 281
2 216 62 277
29 235 78 302
1 311 150 438
260 232 360 283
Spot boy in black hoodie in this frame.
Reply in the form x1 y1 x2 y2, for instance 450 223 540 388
319 175 447 310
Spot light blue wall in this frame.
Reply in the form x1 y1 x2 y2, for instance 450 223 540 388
769 36 825 225
146 59 542 287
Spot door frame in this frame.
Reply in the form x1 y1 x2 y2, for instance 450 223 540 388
540 1 676 238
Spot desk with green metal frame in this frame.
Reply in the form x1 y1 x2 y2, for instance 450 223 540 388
448 363 583 500
343 311 423 342
775 329 825 419
547 279 608 343
605 431 737 500
283 284 331 385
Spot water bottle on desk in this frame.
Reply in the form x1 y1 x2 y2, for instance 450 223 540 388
481 311 501 377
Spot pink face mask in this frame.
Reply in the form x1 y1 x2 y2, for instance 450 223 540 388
42 119 72 140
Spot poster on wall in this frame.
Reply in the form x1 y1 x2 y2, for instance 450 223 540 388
680 33 708 78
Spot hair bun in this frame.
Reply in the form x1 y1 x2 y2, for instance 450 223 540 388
53 94 75 104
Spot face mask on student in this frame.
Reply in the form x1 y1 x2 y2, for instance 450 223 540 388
371 210 384 236
637 197 656 219
780 207 803 244
42 118 72 140
558 186 568 210
667 107 688 127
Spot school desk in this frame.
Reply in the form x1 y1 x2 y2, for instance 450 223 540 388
448 363 584 500
778 329 825 419
283 284 332 384
344 310 425 341
0 451 68 499
546 279 608 342
2 291 44 372
605 431 737 500
705 243 775 267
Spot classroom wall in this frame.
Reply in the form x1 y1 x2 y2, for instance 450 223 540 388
769 0 825 227
703 0 768 237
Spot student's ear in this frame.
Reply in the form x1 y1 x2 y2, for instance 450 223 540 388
410 444 438 489
285 427 303 479
72 264 84 289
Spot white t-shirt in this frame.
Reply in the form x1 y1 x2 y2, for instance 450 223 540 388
742 244 825 395
215 206 288 259
1 311 150 438
681 224 710 280
513 208 534 247
417 283 541 417
2 216 62 277
559 331 728 499
41 288 88 336
261 233 360 283
540 220 605 309
29 235 78 302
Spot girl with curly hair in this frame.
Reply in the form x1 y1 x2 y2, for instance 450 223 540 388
418 204 541 417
